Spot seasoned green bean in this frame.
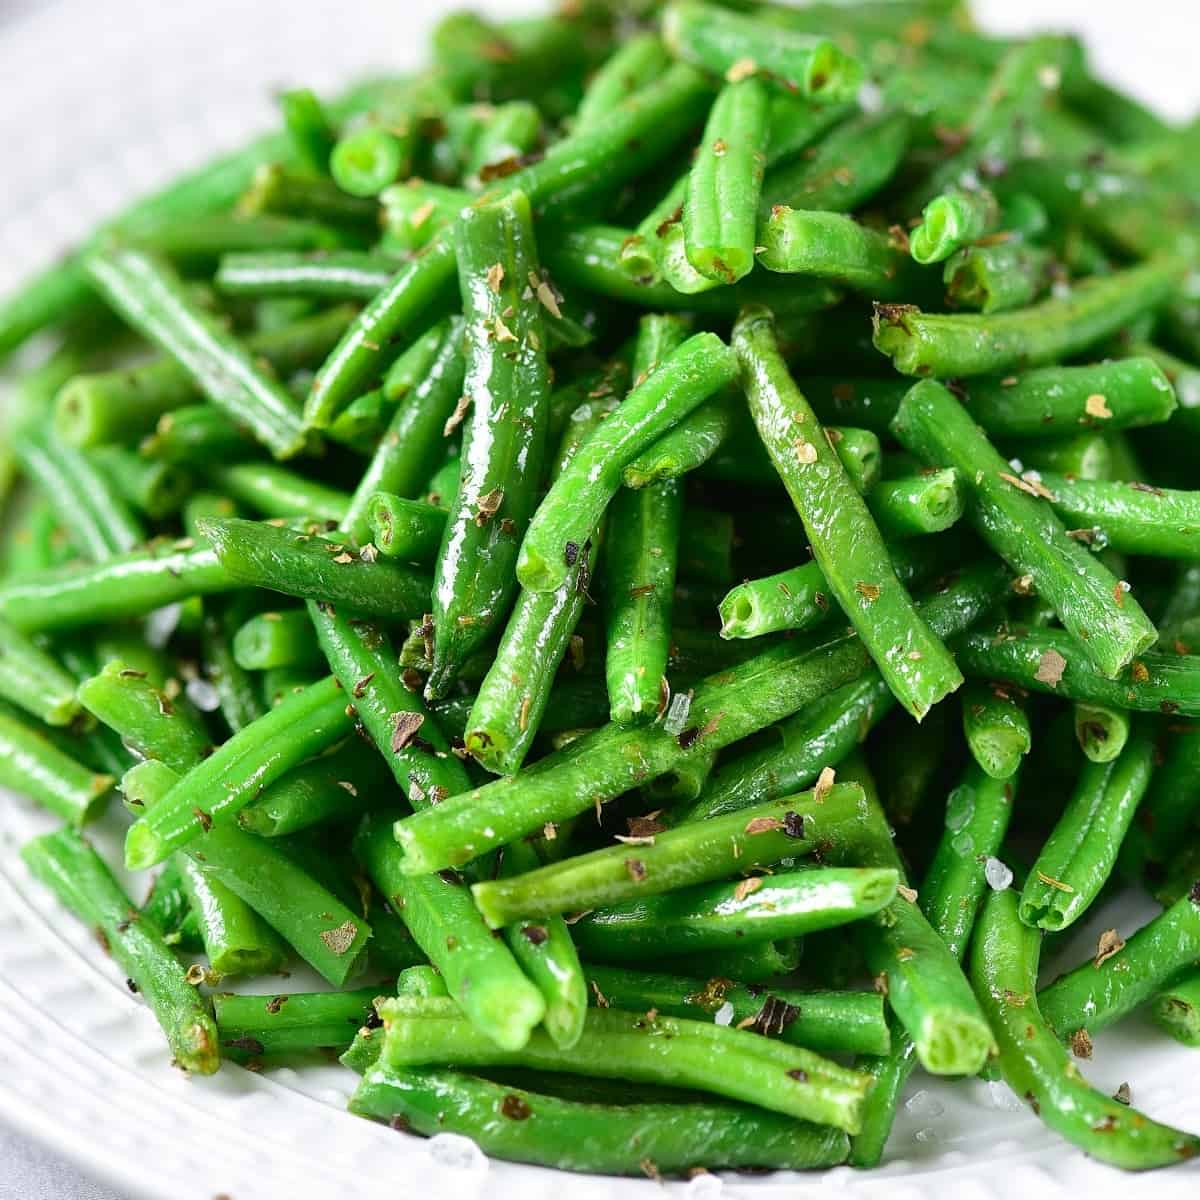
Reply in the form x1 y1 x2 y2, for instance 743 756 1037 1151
1074 701 1131 763
214 987 381 1059
961 679 1030 780
0 706 111 825
231 609 325 671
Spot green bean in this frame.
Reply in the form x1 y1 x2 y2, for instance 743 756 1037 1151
381 1005 870 1133
214 987 380 1060
350 1059 850 1174
342 317 466 543
427 191 551 695
1153 972 1200 1048
1006 433 1112 482
659 938 802 985
961 679 1030 780
1034 473 1200 560
972 888 1200 1169
324 389 389 451
681 76 770 284
463 101 541 187
239 163 376 229
871 470 965 539
680 674 893 825
944 239 1054 313
394 562 1004 873
378 180 470 253
874 257 1185 378
54 304 355 449
894 379 1155 677
308 602 469 803
331 126 410 197
662 1 861 101
910 186 1000 265
364 494 444 562
2 500 68 577
126 212 350 268
277 89 336 174
198 517 431 620
765 92 854 166
621 390 738 489
463 398 615 775
498 838 588 1050
0 536 234 633
759 208 925 299
206 463 348 524
21 827 220 1073
231 609 324 671
123 675 351 868
1074 701 1131 763
574 33 669 131
198 598 267 735
77 660 212 771
304 64 711 428
138 407 255 467
518 334 737 594
851 762 1018 1165
761 111 911 216
603 481 682 725
1020 727 1154 931
1039 889 1200 1039
88 448 192 524
0 619 85 727
354 811 546 1051
214 250 390 299
956 623 1200 717
548 222 839 314
140 858 200 950
236 743 393 837
471 782 865 926
12 429 146 560
736 308 961 720
718 535 951 641
584 964 888 1057
642 746 718 806
0 706 111 825
1119 723 1200 882
572 867 897 962
85 246 310 459
123 757 371 985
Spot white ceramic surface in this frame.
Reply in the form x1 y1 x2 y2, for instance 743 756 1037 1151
2 2 1199 1197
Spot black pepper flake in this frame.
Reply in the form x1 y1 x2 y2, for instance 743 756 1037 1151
1189 879 1200 906
126 977 140 993
751 995 800 1037
389 1114 413 1134
625 858 647 883
364 1005 384 1031
521 924 549 945
193 807 213 833
438 868 464 886
501 1093 533 1120
224 1036 266 1056
564 541 579 567
677 726 700 750
786 1068 809 1083
265 995 287 1015
783 811 805 839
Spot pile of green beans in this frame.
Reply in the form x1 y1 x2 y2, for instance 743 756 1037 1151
5 0 1200 1182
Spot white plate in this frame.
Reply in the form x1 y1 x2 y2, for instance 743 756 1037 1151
1 2 1199 1197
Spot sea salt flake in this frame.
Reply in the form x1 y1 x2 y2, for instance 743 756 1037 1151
985 856 1013 891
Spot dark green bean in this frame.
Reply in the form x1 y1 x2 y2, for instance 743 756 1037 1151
0 706 111 825
214 987 381 1060
961 679 1030 780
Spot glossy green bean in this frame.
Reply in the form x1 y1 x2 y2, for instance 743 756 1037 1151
736 308 961 720
54 304 354 449
89 446 192 520
21 827 220 1073
381 1005 871 1133
621 390 738 489
350 1059 850 1174
910 186 1000 265
214 250 391 299
198 517 431 620
1020 727 1154 930
214 987 380 1059
0 619 85 726
364 494 445 562
231 609 324 671
354 811 546 1051
1119 723 1200 882
0 706 111 825
972 887 1200 1169
893 379 1155 676
1153 973 1200 1047
518 333 736 594
1039 890 1200 1039
85 246 310 459
1074 701 1131 763
427 190 551 695
208 463 349 524
574 33 669 131
944 239 1054 313
874 258 1185 378
961 679 1030 779
123 675 351 868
